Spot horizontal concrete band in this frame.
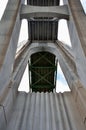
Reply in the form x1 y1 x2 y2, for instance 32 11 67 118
20 5 69 20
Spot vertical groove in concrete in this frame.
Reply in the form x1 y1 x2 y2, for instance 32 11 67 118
20 93 31 130
6 92 86 130
50 93 57 130
62 93 77 130
54 93 63 130
6 92 27 130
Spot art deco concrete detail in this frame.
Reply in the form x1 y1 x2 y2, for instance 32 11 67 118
0 0 86 129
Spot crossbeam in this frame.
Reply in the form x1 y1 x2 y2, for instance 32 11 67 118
20 5 69 20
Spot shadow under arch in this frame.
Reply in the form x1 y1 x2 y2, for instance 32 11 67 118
28 48 57 92
28 42 75 92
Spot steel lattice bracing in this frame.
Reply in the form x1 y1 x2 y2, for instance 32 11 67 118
29 52 57 92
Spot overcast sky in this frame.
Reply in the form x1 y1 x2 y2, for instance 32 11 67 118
80 0 86 14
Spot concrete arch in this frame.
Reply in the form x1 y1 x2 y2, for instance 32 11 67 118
14 41 79 93
28 43 58 58
27 42 77 91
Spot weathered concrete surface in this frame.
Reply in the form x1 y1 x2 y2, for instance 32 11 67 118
1 87 14 123
56 40 77 76
24 42 86 125
63 0 86 89
0 106 7 130
0 41 86 129
0 41 30 128
0 0 25 101
74 86 86 125
6 92 86 130
12 41 30 94
0 0 86 129
6 92 27 130
20 5 69 20
67 0 86 56
0 0 26 128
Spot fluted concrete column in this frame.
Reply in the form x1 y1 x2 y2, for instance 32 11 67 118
0 0 25 96
63 0 86 89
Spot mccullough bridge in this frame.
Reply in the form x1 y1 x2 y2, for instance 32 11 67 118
0 0 86 129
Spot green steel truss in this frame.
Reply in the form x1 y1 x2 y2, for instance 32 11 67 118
29 52 57 92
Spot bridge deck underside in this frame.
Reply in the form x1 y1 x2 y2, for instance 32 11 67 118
30 52 56 92
27 0 59 41
28 20 58 41
27 0 59 6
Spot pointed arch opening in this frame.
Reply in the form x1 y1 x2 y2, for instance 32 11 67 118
29 51 57 92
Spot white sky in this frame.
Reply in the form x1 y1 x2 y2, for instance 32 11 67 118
80 0 86 14
0 0 71 93
0 1 8 20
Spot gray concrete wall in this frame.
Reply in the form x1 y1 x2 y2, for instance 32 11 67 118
26 42 86 125
0 41 30 128
0 0 25 128
0 106 7 130
6 92 86 130
0 0 25 99
63 0 86 89
0 39 86 129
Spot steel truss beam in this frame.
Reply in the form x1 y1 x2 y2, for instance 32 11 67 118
31 53 48 66
29 52 56 91
38 53 55 66
30 68 55 87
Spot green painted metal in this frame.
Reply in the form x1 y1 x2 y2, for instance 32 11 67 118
30 66 56 69
31 68 54 85
38 52 55 66
29 52 57 92
30 85 54 89
31 53 47 66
